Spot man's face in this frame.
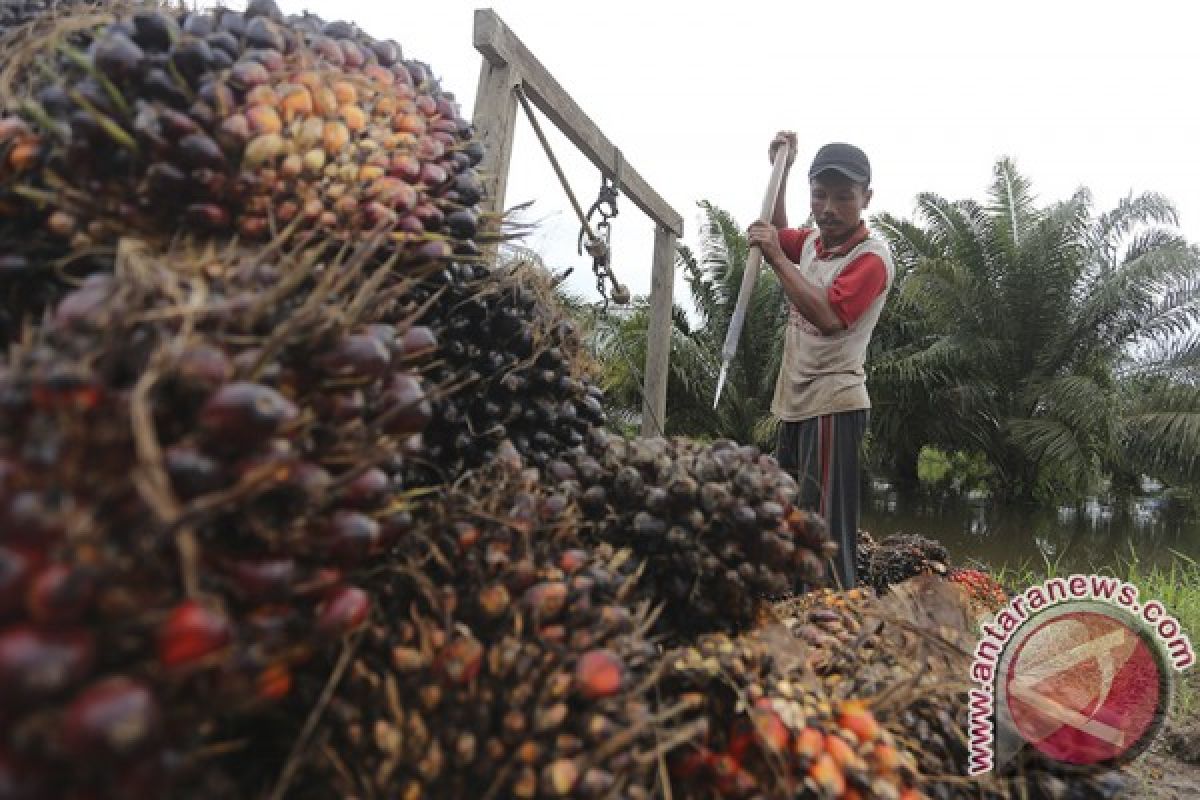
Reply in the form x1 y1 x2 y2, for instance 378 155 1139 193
809 171 872 243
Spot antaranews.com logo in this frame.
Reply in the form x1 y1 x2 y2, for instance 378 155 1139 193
968 574 1195 775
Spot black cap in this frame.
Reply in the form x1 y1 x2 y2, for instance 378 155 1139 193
808 142 871 185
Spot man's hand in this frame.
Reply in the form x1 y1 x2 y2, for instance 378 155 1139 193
748 221 787 268
769 131 797 169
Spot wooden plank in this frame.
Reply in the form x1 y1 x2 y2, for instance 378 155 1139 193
641 224 676 437
470 54 519 218
473 9 683 236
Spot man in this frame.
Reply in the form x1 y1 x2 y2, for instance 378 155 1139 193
747 132 894 589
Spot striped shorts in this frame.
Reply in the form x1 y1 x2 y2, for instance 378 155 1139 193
775 410 868 590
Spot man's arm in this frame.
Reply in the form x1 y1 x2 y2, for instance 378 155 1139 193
747 222 887 336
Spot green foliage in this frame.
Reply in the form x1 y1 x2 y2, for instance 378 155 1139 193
589 201 786 448
871 159 1200 502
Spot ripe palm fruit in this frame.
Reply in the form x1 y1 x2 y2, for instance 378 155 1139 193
662 629 922 799
947 567 1007 617
863 534 949 591
0 2 490 345
0 227 443 798
254 457 673 800
772 582 1129 800
567 433 835 638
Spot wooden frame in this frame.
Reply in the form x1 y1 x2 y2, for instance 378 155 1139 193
470 8 683 438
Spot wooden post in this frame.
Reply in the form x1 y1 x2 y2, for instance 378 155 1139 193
471 9 684 436
642 224 676 438
471 56 519 220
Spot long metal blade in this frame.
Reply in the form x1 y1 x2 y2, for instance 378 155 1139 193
713 142 793 409
713 363 729 410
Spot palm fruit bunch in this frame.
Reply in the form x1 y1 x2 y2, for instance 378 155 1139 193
862 534 949 592
563 433 835 637
774 582 1128 800
252 455 680 800
663 628 925 799
407 259 608 480
946 568 1007 619
0 0 485 345
0 223 448 797
856 530 877 585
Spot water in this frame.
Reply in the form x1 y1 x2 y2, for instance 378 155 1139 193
860 487 1200 575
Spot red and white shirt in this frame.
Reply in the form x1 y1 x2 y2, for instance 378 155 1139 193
771 222 894 422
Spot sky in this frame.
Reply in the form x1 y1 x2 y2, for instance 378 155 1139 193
251 0 1199 307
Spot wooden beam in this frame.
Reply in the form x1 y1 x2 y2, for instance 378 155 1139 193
473 9 683 236
471 56 519 219
641 224 676 437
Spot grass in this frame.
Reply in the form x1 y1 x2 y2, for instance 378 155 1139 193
991 550 1200 719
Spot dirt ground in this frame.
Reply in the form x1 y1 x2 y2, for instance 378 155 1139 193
1126 672 1200 798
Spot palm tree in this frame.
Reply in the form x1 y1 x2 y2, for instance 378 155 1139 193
871 159 1200 501
592 201 787 448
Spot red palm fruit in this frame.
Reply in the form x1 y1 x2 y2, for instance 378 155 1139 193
727 717 755 761
27 564 95 625
389 152 421 181
711 753 757 798
341 468 389 509
199 381 298 444
256 662 291 700
245 104 282 136
808 752 846 797
435 634 483 685
175 344 232 390
0 626 94 703
575 650 623 700
318 334 391 380
157 600 232 668
326 510 382 564
185 203 231 230
322 120 350 153
225 558 296 602
164 446 225 499
838 699 881 744
669 745 713 780
750 706 791 755
279 86 313 122
230 59 270 90
477 584 509 618
825 732 865 772
364 64 394 86
524 582 567 619
310 35 344 65
793 726 824 763
62 676 161 759
375 373 431 435
398 326 437 359
244 84 279 107
316 585 369 637
558 549 588 574
339 39 365 68
371 178 418 212
868 741 902 776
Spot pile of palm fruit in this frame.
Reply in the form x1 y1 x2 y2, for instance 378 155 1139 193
0 1 1132 798
775 581 1128 800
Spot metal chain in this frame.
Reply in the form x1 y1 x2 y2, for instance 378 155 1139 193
513 85 628 309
